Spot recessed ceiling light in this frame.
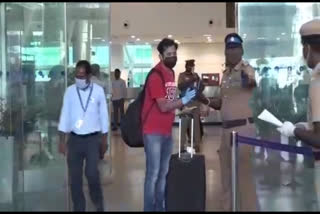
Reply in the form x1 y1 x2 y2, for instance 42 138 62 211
136 38 140 41
154 39 161 42
281 32 286 35
243 34 247 37
276 37 280 41
203 34 212 37
168 35 173 38
109 41 112 44
102 39 105 42
131 35 135 39
207 36 212 40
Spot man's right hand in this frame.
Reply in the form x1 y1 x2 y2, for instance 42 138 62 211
181 88 196 105
58 142 67 156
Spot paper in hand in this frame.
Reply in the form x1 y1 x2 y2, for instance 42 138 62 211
258 109 283 127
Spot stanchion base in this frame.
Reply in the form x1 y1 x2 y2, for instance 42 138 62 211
282 179 302 188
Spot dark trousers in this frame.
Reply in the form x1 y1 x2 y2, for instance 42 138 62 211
67 133 104 211
112 98 124 127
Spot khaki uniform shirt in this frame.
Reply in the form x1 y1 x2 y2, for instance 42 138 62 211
308 63 320 152
178 71 201 108
220 60 255 121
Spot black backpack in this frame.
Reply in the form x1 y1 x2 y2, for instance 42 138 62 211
120 69 165 147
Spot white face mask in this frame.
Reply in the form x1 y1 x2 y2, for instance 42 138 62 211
75 78 89 89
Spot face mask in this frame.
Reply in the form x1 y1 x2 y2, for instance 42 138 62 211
163 56 177 69
75 78 89 89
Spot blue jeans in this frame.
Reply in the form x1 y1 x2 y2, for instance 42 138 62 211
143 134 173 212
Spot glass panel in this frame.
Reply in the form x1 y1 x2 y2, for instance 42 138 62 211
66 4 112 210
123 44 152 87
2 3 67 211
238 3 320 211
66 3 111 86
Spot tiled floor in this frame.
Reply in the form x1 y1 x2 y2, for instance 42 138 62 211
1 126 319 211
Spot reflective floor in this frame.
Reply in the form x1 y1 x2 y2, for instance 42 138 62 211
2 126 319 211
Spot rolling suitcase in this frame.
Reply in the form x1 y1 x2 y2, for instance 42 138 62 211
165 114 206 211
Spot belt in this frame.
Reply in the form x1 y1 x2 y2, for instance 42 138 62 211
222 117 254 129
71 132 99 137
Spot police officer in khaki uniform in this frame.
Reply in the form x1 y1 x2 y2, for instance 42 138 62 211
178 59 202 152
277 19 320 210
218 33 258 211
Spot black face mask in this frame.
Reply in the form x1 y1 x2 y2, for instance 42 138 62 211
163 56 177 69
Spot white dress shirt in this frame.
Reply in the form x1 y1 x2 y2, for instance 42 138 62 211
58 82 109 135
111 79 127 101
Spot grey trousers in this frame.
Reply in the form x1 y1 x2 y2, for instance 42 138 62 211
67 133 104 211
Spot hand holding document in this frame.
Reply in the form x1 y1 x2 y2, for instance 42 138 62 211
257 109 283 127
258 109 289 146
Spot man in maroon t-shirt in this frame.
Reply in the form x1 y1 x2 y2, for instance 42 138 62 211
141 38 196 211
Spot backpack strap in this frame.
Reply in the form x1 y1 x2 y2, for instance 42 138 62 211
141 68 165 125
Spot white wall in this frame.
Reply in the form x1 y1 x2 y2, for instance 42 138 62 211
152 43 225 83
111 3 233 42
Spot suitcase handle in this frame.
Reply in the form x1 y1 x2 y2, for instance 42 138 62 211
178 114 194 159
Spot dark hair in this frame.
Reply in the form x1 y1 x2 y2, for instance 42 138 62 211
157 38 178 55
91 63 100 76
114 68 121 73
76 60 91 75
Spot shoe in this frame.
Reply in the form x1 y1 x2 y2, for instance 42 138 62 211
112 127 118 131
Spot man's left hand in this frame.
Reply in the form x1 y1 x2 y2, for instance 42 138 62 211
100 138 108 159
277 121 296 137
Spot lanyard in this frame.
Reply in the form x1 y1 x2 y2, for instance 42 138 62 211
76 83 94 115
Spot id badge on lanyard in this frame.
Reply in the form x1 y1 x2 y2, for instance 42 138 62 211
75 84 93 129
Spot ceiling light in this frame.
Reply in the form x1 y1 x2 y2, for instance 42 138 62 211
131 35 135 39
257 37 265 40
102 39 105 42
207 36 211 40
203 34 212 37
168 35 173 38
136 38 140 41
154 39 161 42
243 33 247 37
281 32 286 35
145 42 149 45
276 37 280 41
109 41 112 44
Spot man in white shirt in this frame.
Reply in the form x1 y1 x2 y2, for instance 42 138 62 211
58 60 109 212
91 63 109 94
111 68 127 131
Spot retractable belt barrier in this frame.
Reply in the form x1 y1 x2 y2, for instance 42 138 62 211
230 131 320 212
